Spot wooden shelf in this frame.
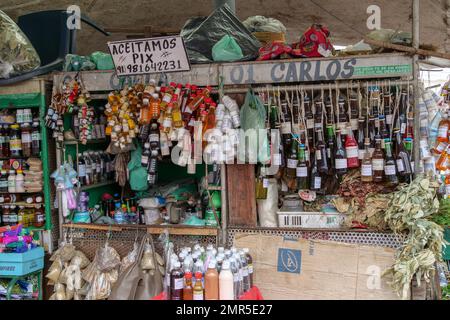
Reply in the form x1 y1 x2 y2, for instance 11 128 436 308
0 202 44 208
64 139 108 145
228 225 392 233
79 180 116 191
62 222 219 236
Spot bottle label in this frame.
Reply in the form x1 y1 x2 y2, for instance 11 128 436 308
315 150 322 161
361 164 372 176
163 119 172 128
36 214 45 223
173 278 184 290
0 180 7 188
31 131 41 141
438 126 448 138
8 179 15 188
149 134 159 142
287 159 298 168
314 122 322 129
345 146 358 159
335 158 348 169
262 178 269 188
162 95 172 104
326 148 331 159
281 122 292 134
396 159 405 172
306 119 314 129
314 176 321 189
386 114 393 125
436 142 447 153
296 166 308 177
358 149 365 160
10 138 22 151
242 267 249 277
248 265 253 274
193 292 203 300
384 164 396 175
372 159 384 171
400 123 406 134
21 133 31 143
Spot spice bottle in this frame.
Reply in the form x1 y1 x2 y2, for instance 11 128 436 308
0 169 8 192
15 170 25 192
8 170 16 193
9 124 22 157
31 121 41 156
170 261 184 300
204 259 219 300
21 123 32 157
183 272 194 300
193 272 204 300
219 260 234 300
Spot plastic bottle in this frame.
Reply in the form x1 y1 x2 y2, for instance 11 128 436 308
243 248 253 288
193 272 204 300
229 257 240 299
8 170 16 193
31 121 40 156
170 261 184 300
239 251 250 293
219 260 234 300
183 271 193 300
233 253 244 297
15 170 24 192
204 259 219 300
428 110 442 145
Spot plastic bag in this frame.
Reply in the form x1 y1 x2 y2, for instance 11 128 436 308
46 257 63 283
90 51 114 70
257 178 279 227
181 4 260 63
97 243 121 273
128 144 149 192
0 10 40 78
243 15 286 33
212 35 244 62
120 241 139 274
140 240 156 270
238 88 270 163
63 54 96 72
70 250 90 269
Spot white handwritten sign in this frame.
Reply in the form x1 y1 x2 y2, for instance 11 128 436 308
107 35 191 76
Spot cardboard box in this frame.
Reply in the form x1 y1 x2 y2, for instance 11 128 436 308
234 233 403 300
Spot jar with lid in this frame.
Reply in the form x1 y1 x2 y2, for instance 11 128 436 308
21 123 32 157
2 205 10 226
23 109 33 123
16 109 24 124
9 124 22 157
17 206 27 227
9 205 18 225
0 169 8 192
34 204 45 227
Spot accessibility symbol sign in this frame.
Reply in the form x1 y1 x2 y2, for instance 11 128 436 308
277 248 301 274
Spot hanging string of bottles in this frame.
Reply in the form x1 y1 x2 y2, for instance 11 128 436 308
255 80 417 198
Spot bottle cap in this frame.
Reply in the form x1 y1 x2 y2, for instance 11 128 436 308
221 260 230 270
169 82 176 87
364 138 371 145
185 272 192 279
152 93 159 99
17 170 23 174
195 272 203 279
208 259 217 269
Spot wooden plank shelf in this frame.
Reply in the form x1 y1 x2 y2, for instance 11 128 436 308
228 225 394 234
62 223 219 236
53 53 413 92
64 139 109 145
79 180 116 191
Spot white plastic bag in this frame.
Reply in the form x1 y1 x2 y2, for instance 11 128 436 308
257 178 279 227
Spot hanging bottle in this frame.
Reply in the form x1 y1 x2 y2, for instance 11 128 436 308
297 143 309 189
163 103 173 134
315 128 328 174
371 135 384 183
361 138 373 182
384 138 399 185
334 130 348 176
357 118 366 161
325 124 335 171
310 155 323 192
345 126 359 168
286 138 298 178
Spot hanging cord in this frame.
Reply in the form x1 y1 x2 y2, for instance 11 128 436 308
366 82 369 139
321 88 326 126
390 81 401 142
357 82 362 119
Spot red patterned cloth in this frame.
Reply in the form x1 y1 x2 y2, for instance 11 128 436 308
257 41 292 61
152 286 264 300
291 24 334 58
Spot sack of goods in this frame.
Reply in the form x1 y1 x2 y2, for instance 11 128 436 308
23 158 43 192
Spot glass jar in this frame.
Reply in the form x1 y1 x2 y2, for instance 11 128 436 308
9 124 22 157
34 205 44 228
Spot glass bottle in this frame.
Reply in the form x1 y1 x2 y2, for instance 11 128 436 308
371 135 384 183
334 130 348 176
185 86 211 115
315 128 328 174
172 94 184 128
170 261 184 300
325 124 335 171
183 272 193 300
0 169 8 192
9 124 22 157
147 149 159 185
349 94 359 135
314 101 323 132
368 116 376 155
286 138 298 178
304 95 314 147
160 82 176 111
394 128 412 182
31 121 40 156
361 138 373 182
357 118 366 160
163 103 173 133
383 91 393 132
337 99 348 135
310 155 323 192
384 139 399 185
193 272 204 300
148 119 160 150
296 143 309 189
141 142 151 168
345 126 359 168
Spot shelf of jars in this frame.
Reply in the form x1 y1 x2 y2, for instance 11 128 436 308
0 78 53 232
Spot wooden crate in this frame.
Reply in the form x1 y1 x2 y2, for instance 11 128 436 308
226 164 257 227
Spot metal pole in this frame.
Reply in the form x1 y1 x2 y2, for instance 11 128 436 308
412 0 421 175
212 0 236 13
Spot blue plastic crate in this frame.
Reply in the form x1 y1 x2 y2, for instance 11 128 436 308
0 247 44 276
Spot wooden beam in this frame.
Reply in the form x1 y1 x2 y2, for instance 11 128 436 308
364 38 450 60
147 225 219 236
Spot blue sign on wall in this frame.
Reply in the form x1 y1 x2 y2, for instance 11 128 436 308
277 248 302 274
